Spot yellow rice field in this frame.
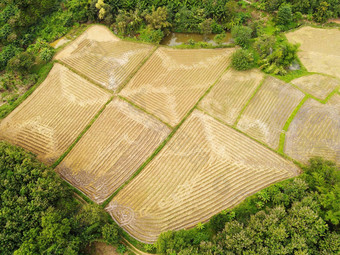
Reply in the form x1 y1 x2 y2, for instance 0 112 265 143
285 94 340 165
0 63 110 164
286 26 340 79
55 25 155 91
198 69 264 125
106 110 299 243
237 77 304 149
119 47 234 126
56 98 171 203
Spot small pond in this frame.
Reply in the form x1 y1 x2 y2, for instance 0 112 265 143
160 32 232 46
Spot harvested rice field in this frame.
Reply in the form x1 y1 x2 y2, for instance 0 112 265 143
237 77 304 150
290 74 340 100
0 63 110 164
286 26 340 79
55 25 155 91
119 47 234 126
285 94 340 165
56 98 171 203
198 69 264 125
106 110 299 243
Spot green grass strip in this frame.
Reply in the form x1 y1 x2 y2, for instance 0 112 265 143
278 95 310 154
101 66 230 208
233 75 266 127
0 62 54 119
323 88 340 103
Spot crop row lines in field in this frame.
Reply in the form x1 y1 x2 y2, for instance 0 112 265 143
233 75 267 128
101 66 231 207
56 60 113 94
278 95 310 154
197 107 298 166
287 80 339 104
116 46 159 94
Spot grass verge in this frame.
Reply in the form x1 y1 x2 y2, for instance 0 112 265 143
278 95 310 154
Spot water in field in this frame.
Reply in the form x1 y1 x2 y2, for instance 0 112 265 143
50 36 70 48
161 32 232 46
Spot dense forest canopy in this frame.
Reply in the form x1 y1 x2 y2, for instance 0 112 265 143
0 142 120 254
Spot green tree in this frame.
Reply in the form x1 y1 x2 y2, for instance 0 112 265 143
231 49 255 71
0 142 120 254
277 4 293 26
102 223 120 245
145 6 171 31
314 1 330 23
8 51 35 73
199 18 213 36
231 26 253 47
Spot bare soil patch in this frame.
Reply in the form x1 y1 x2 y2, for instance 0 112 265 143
286 26 340 79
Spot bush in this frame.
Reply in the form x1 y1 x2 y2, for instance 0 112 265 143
231 26 252 47
277 4 293 26
0 44 21 71
214 32 226 45
255 35 298 75
102 223 120 245
139 28 164 44
8 52 35 73
231 49 255 71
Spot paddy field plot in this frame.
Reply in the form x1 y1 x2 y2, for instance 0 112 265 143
106 110 299 243
56 98 171 203
285 94 340 165
119 47 233 126
0 63 110 164
237 77 304 150
55 25 155 91
286 26 340 79
199 69 264 125
290 74 339 100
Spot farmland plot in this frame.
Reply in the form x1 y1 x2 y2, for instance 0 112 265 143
286 26 340 79
285 94 340 165
0 63 110 164
291 74 339 100
199 69 264 125
56 98 171 203
106 110 299 243
119 47 234 126
237 77 304 149
55 25 155 91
